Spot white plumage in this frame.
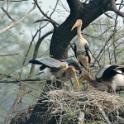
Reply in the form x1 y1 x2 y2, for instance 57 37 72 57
95 64 124 93
112 74 124 92
40 68 56 81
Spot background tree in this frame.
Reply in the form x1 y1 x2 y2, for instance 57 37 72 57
0 0 124 124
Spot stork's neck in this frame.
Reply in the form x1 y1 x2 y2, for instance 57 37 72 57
77 26 82 38
76 26 87 47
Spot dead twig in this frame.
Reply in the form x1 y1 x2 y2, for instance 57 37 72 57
0 5 35 34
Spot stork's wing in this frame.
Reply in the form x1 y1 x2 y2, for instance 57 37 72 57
119 67 124 73
96 65 111 79
29 59 43 65
96 65 119 81
115 65 124 73
29 57 64 69
71 43 77 58
84 43 92 63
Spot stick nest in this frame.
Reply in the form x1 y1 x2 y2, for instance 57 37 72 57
10 88 124 124
47 89 124 123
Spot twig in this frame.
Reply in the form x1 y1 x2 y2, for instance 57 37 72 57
110 0 124 17
0 53 19 56
33 0 59 27
1 7 15 21
0 79 42 83
93 32 116 66
104 13 114 19
97 104 111 124
28 30 53 78
0 5 35 34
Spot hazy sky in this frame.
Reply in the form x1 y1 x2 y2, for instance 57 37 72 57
41 0 67 11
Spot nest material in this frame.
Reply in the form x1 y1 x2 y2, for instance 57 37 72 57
47 89 124 123
10 87 124 124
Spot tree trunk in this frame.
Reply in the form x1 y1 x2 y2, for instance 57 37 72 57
50 0 111 59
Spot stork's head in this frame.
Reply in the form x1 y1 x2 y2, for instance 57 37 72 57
71 19 83 31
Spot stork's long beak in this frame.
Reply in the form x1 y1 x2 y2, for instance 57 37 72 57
71 21 79 31
71 19 82 31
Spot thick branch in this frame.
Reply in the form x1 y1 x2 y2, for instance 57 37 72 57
67 0 81 15
50 0 110 59
111 7 124 17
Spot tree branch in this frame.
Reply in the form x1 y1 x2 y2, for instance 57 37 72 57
1 7 15 21
33 0 59 27
34 19 58 28
50 0 124 60
109 0 124 17
28 30 53 78
50 0 111 59
0 5 35 34
67 0 81 15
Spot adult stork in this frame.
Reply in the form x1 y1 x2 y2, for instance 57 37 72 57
95 65 124 93
71 19 92 73
29 57 82 89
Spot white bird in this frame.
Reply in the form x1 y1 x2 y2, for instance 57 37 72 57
95 65 124 93
71 19 92 72
29 57 82 89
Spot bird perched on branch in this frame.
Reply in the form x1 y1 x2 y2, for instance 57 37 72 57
29 57 82 89
95 65 124 94
71 19 92 73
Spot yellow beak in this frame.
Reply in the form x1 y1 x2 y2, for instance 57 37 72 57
71 19 83 31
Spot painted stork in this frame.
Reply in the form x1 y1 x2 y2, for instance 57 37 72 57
71 19 92 72
29 57 82 89
95 65 124 93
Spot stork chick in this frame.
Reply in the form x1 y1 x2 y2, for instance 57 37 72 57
71 19 92 73
29 57 82 89
95 65 124 94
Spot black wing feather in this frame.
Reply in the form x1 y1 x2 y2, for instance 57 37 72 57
29 60 43 65
96 65 119 82
29 57 64 69
84 43 92 63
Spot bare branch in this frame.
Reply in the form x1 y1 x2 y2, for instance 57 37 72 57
50 0 59 16
1 7 15 21
0 53 19 56
112 7 124 17
22 27 43 66
28 30 53 78
104 12 114 19
110 0 124 17
0 5 35 34
59 0 70 12
33 0 58 27
0 79 42 83
93 32 115 66
34 19 59 28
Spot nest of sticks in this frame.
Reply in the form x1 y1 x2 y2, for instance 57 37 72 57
47 88 124 123
10 83 124 124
